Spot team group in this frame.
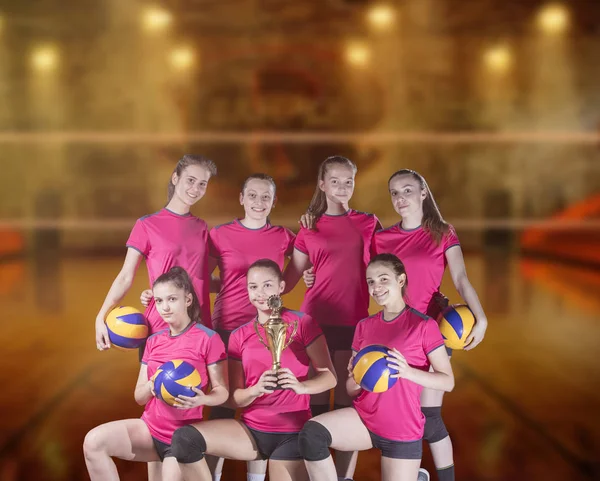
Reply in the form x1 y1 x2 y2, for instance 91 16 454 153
85 155 488 481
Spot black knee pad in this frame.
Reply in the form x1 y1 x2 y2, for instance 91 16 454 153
298 421 332 461
422 407 449 444
171 426 207 464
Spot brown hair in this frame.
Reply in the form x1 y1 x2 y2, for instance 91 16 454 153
247 258 283 282
368 253 408 300
307 156 357 220
388 169 449 244
167 155 217 201
153 266 201 323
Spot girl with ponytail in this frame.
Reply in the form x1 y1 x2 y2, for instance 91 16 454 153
283 156 381 480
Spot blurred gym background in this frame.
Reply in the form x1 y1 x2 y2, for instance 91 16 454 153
0 1 598 480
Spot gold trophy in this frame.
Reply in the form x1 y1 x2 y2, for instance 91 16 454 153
254 294 298 390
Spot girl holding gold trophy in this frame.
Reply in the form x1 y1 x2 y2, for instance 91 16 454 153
169 259 337 481
140 174 295 481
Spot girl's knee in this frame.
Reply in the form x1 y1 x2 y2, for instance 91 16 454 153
83 428 107 457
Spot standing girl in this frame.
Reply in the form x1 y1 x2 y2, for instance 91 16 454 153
168 259 336 481
298 254 454 481
141 174 295 481
95 155 217 350
372 169 488 481
283 156 381 480
84 267 228 481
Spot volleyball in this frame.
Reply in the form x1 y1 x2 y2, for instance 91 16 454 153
438 304 476 350
352 345 398 393
153 360 202 406
105 306 148 350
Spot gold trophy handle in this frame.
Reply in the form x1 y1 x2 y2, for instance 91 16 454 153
283 320 298 351
254 320 269 350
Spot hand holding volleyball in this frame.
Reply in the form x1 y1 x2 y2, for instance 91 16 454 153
95 319 111 350
385 348 412 379
172 386 206 410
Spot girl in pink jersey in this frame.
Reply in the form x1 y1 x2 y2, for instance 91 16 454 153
140 173 295 481
169 259 337 481
372 169 488 481
284 156 381 480
208 173 295 347
84 267 228 481
298 254 454 481
94 154 217 351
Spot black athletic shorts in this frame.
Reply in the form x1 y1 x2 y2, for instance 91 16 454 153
247 427 303 461
321 325 355 352
368 430 422 460
152 437 174 461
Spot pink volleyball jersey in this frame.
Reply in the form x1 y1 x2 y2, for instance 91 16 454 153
141 322 227 443
372 224 460 313
352 308 445 441
126 208 212 333
209 220 295 332
294 210 381 328
228 309 323 433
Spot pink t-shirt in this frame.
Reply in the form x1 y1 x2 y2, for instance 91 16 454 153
141 322 226 443
352 308 445 441
209 220 295 332
294 210 381 327
228 309 323 433
372 224 460 313
126 208 212 333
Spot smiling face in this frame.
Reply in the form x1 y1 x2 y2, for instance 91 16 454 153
388 174 427 219
240 178 276 222
171 164 212 207
319 164 355 207
366 262 406 307
246 266 285 312
153 281 193 326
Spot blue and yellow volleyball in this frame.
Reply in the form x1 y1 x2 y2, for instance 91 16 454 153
105 306 148 350
352 345 398 393
153 360 202 407
438 304 476 350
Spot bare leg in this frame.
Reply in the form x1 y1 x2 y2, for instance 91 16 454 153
269 460 309 481
304 408 372 481
421 362 454 471
148 461 162 481
162 457 183 481
381 457 421 481
205 455 223 478
331 350 359 480
83 419 160 481
248 459 269 477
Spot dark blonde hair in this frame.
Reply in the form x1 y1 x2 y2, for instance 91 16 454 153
388 169 449 245
368 253 408 300
153 267 201 323
167 155 217 201
307 156 357 220
242 173 276 196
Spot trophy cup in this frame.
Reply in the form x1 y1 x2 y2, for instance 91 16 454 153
254 294 298 390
